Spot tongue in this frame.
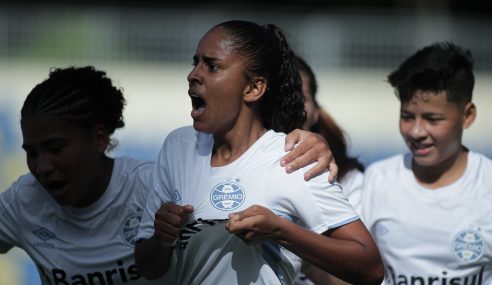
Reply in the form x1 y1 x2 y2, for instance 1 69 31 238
191 106 205 118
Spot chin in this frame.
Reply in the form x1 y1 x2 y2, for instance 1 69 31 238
193 122 214 134
192 122 205 132
412 156 438 168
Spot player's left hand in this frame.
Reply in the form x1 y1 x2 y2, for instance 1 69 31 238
225 205 282 245
282 129 338 182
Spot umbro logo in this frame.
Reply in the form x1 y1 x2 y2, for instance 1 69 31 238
32 227 56 249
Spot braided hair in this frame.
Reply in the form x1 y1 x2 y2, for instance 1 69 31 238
21 66 126 151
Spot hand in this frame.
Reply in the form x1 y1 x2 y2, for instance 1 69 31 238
282 129 338 182
153 202 194 246
225 205 283 245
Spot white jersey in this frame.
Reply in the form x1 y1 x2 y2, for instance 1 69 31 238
340 169 364 212
0 157 173 285
137 126 359 285
360 152 492 285
294 168 364 285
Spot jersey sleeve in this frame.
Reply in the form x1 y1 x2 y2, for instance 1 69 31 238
300 171 360 234
0 180 22 253
136 138 175 241
131 159 156 203
340 169 364 213
268 164 359 235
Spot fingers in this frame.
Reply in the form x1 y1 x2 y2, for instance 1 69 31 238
154 219 182 246
284 129 302 152
225 205 260 233
226 205 282 245
153 203 194 245
282 129 340 181
327 160 339 183
282 135 327 172
302 153 338 182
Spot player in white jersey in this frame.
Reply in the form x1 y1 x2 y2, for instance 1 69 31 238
135 20 384 285
360 42 492 284
0 66 335 285
294 56 366 285
0 157 168 285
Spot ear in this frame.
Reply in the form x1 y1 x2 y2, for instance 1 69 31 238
243 77 267 103
462 102 476 129
93 124 110 153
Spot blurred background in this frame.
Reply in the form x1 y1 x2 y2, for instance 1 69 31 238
1 1 491 284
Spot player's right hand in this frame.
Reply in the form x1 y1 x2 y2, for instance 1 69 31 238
153 202 194 246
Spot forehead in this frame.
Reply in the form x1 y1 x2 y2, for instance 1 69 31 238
402 90 461 112
196 26 235 57
21 114 84 145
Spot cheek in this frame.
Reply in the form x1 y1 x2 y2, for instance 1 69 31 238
435 126 462 146
399 121 409 137
26 157 36 174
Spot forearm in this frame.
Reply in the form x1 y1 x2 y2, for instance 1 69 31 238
134 235 173 280
275 219 383 285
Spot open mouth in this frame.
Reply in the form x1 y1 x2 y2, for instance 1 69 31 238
190 94 206 118
43 180 67 192
191 94 206 110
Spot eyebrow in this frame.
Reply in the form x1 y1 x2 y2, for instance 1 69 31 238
194 54 221 63
22 137 67 150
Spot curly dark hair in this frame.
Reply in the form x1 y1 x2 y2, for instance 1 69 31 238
388 42 475 104
21 66 126 151
217 20 306 133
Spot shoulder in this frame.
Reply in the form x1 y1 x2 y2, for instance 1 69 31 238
2 173 41 199
164 126 202 143
1 173 51 211
469 151 492 166
466 151 492 183
256 130 287 158
108 157 155 203
114 156 154 175
160 126 212 152
340 169 364 193
365 153 407 177
362 153 411 197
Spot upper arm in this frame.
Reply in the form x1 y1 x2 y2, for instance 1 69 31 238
269 164 358 234
323 219 375 246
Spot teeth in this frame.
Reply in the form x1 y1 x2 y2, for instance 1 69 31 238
412 143 432 150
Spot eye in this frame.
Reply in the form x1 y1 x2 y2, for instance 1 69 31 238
23 148 38 158
47 143 66 154
400 113 413 121
207 63 219 72
426 117 443 123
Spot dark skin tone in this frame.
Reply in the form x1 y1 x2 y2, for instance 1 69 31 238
21 113 113 208
135 26 383 284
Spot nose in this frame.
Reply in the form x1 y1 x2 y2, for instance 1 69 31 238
187 65 201 85
409 118 427 139
33 153 55 177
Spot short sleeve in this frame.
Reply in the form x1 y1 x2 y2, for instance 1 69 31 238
0 181 22 253
135 139 175 241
